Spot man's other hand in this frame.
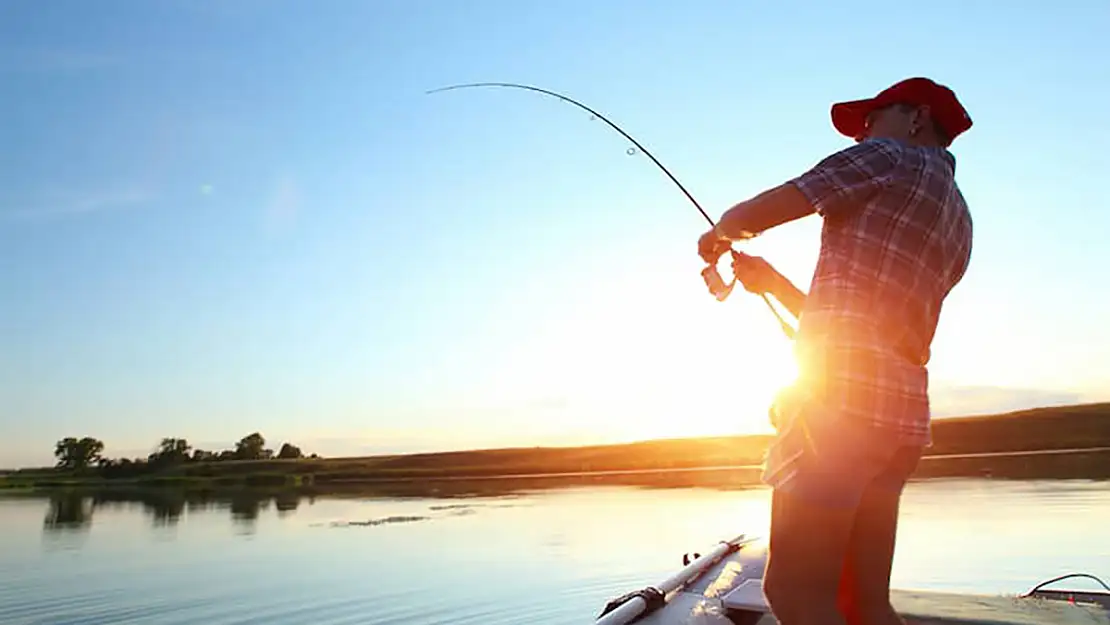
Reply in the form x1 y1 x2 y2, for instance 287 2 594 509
731 252 780 294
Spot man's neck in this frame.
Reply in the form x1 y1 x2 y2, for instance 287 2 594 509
872 134 945 149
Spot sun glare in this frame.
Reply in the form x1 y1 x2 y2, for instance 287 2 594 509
475 261 799 445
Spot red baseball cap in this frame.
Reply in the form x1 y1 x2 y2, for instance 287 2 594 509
830 77 972 145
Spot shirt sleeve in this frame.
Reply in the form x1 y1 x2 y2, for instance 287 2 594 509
788 139 902 219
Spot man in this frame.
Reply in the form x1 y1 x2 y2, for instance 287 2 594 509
697 77 974 625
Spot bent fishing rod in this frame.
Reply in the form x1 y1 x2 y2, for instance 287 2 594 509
425 81 797 340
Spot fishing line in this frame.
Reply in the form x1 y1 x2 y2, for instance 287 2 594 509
425 81 796 340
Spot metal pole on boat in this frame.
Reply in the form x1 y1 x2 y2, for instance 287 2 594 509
595 535 755 625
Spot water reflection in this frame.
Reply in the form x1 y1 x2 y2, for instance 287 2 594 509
39 489 305 535
29 469 766 538
275 492 300 516
43 493 94 532
29 472 1110 544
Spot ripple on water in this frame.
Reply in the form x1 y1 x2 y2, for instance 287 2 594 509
0 591 204 625
331 514 430 527
324 504 489 528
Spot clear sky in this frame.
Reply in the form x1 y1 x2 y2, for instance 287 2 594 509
3 1 1108 468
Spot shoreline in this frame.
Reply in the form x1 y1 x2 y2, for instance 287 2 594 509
5 451 1110 504
4 402 1109 493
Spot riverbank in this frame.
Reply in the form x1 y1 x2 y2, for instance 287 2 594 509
3 402 1109 493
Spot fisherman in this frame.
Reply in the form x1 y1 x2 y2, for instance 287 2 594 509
697 77 974 625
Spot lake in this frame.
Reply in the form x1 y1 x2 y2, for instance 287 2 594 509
2 478 1109 624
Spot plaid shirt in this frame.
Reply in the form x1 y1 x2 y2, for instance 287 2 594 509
774 137 973 448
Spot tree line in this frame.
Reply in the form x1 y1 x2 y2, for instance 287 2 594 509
53 433 318 477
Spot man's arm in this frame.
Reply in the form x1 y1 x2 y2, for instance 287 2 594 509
715 139 903 239
715 183 815 240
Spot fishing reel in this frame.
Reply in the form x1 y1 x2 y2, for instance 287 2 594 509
699 226 758 302
700 250 742 302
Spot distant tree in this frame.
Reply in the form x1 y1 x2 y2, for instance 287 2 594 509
235 432 267 460
164 438 191 456
191 449 216 462
277 443 303 459
149 438 192 466
54 437 105 471
99 456 152 480
217 450 237 461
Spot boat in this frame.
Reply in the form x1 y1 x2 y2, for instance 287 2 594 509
595 535 1110 625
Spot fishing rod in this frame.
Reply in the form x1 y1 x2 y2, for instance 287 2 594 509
425 81 797 340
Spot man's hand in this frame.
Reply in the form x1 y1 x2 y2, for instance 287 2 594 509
697 227 732 264
730 252 781 295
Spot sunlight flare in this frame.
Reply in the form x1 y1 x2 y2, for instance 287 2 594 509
474 261 799 442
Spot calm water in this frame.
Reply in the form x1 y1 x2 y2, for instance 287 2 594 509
2 478 1109 625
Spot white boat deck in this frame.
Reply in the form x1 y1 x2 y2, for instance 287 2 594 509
611 537 1109 625
891 590 1109 625
732 578 1109 625
726 586 1110 625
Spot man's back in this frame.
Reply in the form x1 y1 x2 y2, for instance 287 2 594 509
788 137 974 444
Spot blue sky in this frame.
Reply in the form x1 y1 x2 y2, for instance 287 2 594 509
2 1 1108 467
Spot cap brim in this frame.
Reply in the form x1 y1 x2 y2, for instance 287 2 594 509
830 98 879 139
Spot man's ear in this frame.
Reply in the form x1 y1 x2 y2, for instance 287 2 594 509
912 104 933 135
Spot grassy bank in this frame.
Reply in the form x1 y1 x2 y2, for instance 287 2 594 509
4 402 1109 493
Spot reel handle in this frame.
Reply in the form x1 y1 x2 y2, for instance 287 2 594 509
700 264 735 302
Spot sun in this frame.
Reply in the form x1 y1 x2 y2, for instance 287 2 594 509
473 262 799 445
585 297 798 442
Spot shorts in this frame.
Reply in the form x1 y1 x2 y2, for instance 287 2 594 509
761 400 923 509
